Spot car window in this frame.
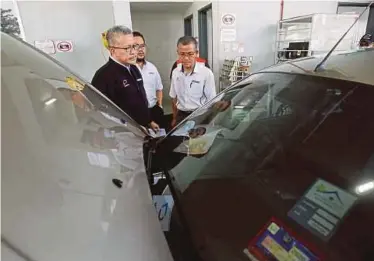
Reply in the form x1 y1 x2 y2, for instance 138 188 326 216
1 33 145 138
162 72 374 261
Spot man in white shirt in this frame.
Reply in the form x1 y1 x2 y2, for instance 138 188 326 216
133 31 164 128
170 36 216 127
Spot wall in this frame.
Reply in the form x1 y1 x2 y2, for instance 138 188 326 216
282 0 338 19
17 1 132 82
131 11 184 112
182 1 221 87
183 1 212 38
216 1 280 74
283 0 372 19
112 0 132 27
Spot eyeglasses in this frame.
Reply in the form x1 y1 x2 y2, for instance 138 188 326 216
178 52 197 58
110 44 140 53
138 44 146 50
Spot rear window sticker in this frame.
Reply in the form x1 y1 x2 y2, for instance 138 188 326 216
65 76 85 91
172 120 195 136
288 179 357 241
247 217 322 261
268 222 281 235
173 127 222 155
152 195 174 231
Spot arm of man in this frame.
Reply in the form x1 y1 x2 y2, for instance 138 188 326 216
169 74 178 127
204 69 217 102
170 61 177 80
155 70 163 107
91 71 109 97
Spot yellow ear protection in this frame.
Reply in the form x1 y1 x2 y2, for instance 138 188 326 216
101 31 109 50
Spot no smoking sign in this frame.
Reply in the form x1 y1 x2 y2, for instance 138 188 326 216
55 40 73 53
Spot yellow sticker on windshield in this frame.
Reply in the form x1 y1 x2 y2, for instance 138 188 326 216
65 76 85 91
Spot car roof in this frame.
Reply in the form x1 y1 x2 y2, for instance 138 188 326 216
261 49 374 86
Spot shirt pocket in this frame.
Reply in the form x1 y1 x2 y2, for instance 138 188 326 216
189 81 204 99
144 72 156 89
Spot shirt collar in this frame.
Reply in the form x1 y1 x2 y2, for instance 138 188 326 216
136 60 148 71
110 56 130 70
178 62 199 75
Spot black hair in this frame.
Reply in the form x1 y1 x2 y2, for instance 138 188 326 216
177 36 198 49
133 31 146 44
359 33 373 47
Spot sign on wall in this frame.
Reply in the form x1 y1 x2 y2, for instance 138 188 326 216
55 40 74 52
221 13 236 27
220 28 236 42
34 40 56 54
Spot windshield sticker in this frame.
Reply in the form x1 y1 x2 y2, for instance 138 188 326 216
248 218 322 261
288 179 357 241
153 195 174 231
172 120 196 137
173 126 222 155
65 76 85 91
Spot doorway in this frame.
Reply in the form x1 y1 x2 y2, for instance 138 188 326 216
184 15 193 36
198 4 213 69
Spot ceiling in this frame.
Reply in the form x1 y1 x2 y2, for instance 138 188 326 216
130 1 192 14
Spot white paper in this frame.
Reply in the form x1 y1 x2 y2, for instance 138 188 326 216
34 40 56 54
55 40 74 52
100 112 126 126
148 128 166 138
232 42 239 52
87 152 111 168
238 44 245 53
220 28 236 42
153 195 174 231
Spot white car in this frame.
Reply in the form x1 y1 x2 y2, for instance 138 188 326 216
1 32 173 261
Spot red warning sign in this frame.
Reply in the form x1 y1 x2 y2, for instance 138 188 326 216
56 40 73 53
247 217 325 261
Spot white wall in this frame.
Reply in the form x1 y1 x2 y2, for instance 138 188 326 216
112 0 132 27
283 0 338 19
283 0 371 19
131 11 184 112
216 1 280 73
17 1 132 82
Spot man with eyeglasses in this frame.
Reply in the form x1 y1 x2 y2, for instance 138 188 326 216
91 25 159 131
169 36 216 127
133 31 164 128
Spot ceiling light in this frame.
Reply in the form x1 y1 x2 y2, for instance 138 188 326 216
355 181 374 195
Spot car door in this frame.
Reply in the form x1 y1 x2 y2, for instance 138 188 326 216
1 33 173 261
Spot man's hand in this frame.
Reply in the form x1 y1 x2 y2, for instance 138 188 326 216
171 118 177 128
150 121 160 132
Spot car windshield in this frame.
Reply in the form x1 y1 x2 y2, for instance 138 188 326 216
162 72 374 260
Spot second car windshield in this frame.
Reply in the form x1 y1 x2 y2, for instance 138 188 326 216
162 72 374 260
